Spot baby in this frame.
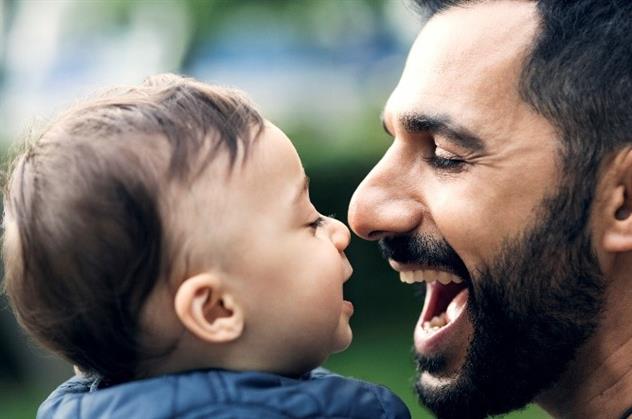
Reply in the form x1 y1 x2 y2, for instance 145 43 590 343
2 74 410 419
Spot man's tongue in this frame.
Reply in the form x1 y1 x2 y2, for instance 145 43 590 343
421 283 469 332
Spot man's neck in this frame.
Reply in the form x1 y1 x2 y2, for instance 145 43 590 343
537 270 632 418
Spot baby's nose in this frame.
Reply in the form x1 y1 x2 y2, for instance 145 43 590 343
328 217 351 252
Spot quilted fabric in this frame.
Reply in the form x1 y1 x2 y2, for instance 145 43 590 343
37 368 411 419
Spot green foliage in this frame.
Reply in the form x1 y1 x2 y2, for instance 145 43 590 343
0 384 47 419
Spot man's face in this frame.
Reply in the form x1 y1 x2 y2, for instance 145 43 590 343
348 1 604 417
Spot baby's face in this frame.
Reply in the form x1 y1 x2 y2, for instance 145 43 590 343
182 122 354 374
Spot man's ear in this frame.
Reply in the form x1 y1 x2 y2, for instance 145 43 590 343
602 148 632 253
174 273 244 343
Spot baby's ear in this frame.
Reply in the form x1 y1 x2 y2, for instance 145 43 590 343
174 273 244 343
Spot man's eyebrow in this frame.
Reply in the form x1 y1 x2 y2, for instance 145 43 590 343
400 113 485 152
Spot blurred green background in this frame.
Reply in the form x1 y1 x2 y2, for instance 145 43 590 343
0 1 549 418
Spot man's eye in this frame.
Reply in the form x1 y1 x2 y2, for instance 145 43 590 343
424 149 467 172
424 155 467 170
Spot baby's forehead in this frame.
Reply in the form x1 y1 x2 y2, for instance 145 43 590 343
161 123 307 275
158 141 250 267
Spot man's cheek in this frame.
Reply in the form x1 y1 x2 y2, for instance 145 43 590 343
432 196 505 264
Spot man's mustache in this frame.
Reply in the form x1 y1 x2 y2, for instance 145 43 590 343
379 234 470 279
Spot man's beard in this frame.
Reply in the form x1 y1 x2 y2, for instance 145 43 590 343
380 179 605 419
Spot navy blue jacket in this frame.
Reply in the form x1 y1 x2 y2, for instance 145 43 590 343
38 368 411 418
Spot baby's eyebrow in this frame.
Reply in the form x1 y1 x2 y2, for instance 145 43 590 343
293 174 310 204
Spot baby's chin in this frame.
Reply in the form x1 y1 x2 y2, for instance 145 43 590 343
331 323 353 354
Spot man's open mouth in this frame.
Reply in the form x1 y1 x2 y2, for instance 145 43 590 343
401 269 468 330
391 262 472 355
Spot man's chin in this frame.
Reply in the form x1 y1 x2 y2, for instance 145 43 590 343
413 292 474 379
413 299 514 419
418 369 459 392
415 351 499 419
414 347 467 397
413 332 477 418
414 362 482 419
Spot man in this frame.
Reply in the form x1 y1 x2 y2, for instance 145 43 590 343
348 1 632 418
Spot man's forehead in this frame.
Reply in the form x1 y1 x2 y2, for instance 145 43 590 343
386 1 540 134
426 1 537 37
413 1 537 73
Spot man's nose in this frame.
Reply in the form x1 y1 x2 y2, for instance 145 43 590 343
348 148 422 241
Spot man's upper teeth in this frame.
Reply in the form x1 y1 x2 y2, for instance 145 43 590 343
399 269 463 284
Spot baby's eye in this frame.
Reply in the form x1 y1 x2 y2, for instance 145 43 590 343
309 216 325 229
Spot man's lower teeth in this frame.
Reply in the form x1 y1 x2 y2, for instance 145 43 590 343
423 312 448 332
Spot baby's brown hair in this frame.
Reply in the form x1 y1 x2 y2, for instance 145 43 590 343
2 74 264 384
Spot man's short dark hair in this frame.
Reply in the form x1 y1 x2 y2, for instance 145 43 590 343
2 74 264 384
